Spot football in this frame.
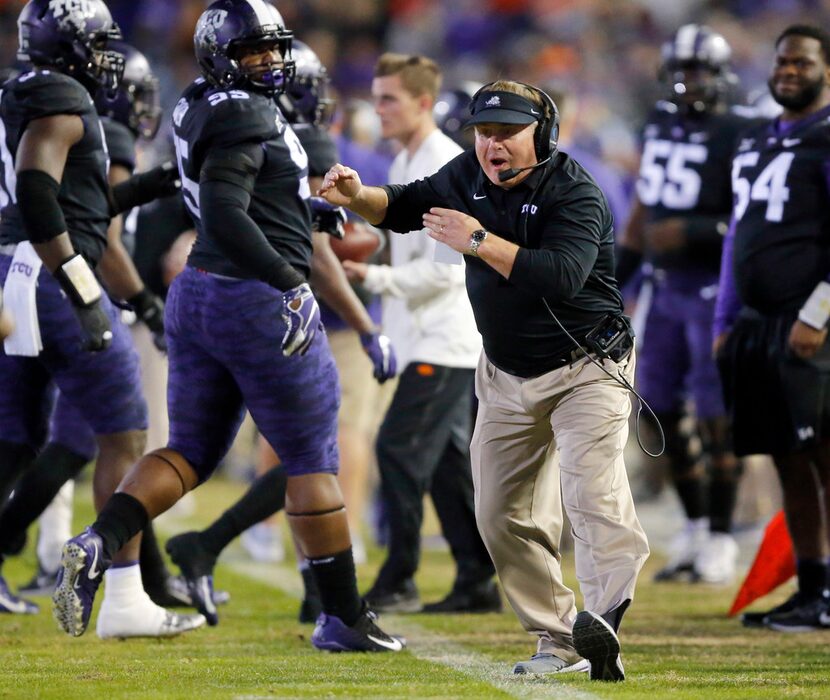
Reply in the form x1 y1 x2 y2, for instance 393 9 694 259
329 222 384 262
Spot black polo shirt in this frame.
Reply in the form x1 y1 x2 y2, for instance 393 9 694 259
380 148 622 377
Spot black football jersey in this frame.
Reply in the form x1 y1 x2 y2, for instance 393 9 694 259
731 104 830 315
0 69 110 265
636 102 755 273
293 124 338 179
172 79 313 279
102 117 136 173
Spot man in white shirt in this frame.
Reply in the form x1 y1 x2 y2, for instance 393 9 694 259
343 53 498 613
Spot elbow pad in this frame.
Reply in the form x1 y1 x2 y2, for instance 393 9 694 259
15 169 68 243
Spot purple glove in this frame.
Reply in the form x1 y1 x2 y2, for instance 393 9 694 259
309 196 347 239
360 332 397 383
281 283 321 356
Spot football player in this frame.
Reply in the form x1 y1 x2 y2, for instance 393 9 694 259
166 37 397 626
0 0 192 637
0 41 208 620
55 0 403 652
616 25 751 584
715 24 830 631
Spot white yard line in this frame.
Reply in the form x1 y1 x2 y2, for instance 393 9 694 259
227 559 602 700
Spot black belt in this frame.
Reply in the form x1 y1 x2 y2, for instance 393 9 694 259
551 346 591 367
551 338 633 368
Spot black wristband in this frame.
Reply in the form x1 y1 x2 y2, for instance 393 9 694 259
615 246 643 289
16 169 68 243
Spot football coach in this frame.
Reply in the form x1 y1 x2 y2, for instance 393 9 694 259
318 79 649 682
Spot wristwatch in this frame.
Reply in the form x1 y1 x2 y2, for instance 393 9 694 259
469 229 489 256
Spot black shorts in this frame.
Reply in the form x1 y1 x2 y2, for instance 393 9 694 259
718 309 830 457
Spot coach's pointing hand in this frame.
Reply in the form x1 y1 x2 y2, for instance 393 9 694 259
318 164 363 207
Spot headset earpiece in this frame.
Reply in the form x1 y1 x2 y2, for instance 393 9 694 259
469 80 560 162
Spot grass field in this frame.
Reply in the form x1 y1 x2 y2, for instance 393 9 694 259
1 476 827 700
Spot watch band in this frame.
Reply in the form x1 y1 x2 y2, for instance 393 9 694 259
469 229 489 256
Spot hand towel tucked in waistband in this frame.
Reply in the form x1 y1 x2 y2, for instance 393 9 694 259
3 242 43 356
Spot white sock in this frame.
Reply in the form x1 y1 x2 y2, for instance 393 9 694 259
101 563 147 604
97 564 205 638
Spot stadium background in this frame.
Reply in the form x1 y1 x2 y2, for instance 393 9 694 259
0 0 823 184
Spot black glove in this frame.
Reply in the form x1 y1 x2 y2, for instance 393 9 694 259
53 254 113 352
73 302 113 352
128 288 167 352
109 161 182 216
309 196 347 239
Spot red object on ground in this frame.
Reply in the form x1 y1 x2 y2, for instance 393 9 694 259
728 510 796 616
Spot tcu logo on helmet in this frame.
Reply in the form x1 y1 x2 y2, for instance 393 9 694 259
196 10 228 51
48 0 96 29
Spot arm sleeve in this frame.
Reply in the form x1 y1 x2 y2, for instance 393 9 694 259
713 217 742 337
508 181 605 299
199 141 305 291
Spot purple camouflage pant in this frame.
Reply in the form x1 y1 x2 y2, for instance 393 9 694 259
50 392 98 461
165 266 340 481
0 254 147 449
638 269 726 419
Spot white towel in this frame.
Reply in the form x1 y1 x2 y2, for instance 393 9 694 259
3 242 43 356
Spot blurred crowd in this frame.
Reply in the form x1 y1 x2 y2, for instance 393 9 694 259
1 0 828 180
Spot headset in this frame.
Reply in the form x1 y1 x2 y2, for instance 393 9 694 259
469 81 560 181
470 80 664 456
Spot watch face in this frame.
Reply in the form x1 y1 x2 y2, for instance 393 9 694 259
472 229 487 242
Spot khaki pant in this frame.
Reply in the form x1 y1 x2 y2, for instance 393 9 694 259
471 350 649 663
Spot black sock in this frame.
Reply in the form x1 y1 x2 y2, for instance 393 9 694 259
200 466 287 557
308 548 362 626
0 442 88 554
299 560 321 601
92 493 149 560
602 598 631 633
0 441 36 507
796 558 827 599
139 521 170 591
708 474 737 533
675 478 707 521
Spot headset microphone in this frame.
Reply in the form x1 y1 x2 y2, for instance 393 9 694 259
497 156 552 183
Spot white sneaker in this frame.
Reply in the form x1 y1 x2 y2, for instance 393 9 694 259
693 532 738 584
654 517 709 581
96 596 206 639
241 522 286 563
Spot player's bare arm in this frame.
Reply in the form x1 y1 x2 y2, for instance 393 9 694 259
16 114 83 271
